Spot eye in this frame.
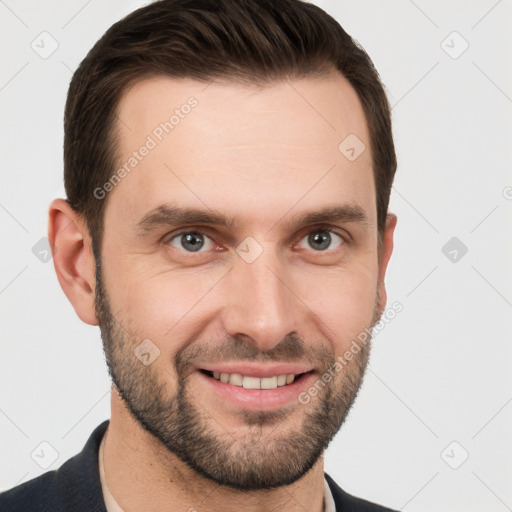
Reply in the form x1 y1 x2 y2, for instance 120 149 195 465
167 231 215 252
296 229 344 252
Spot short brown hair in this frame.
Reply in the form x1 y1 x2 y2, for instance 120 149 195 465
64 0 396 252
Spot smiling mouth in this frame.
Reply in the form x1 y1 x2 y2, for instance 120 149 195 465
199 369 311 390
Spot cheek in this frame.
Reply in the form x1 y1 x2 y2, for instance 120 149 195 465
102 245 378 359
291 263 378 352
104 261 226 347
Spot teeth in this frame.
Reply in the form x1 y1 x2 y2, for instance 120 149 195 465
243 376 260 389
229 373 243 386
261 376 278 389
209 371 299 388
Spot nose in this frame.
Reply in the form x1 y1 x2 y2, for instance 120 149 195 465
219 249 302 352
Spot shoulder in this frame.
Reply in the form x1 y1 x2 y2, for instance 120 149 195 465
0 421 109 512
0 469 69 512
325 473 398 512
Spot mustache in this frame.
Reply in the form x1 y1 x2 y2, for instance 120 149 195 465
175 333 332 374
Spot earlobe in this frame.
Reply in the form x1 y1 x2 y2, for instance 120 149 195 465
48 199 98 326
376 213 397 317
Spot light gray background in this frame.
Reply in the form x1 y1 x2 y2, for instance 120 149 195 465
1 1 511 510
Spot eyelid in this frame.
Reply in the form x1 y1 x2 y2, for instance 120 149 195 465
294 223 350 242
163 224 351 252
293 225 348 250
165 229 217 252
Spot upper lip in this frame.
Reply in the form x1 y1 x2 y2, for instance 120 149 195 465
198 363 314 378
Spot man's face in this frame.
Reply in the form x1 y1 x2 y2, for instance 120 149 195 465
95 73 391 490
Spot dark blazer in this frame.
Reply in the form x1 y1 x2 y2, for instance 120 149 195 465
0 420 396 511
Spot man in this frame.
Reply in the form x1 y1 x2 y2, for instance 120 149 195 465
0 0 398 510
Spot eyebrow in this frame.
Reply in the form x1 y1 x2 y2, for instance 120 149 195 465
135 203 368 237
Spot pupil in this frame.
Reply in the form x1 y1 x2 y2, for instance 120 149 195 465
309 231 330 251
182 233 204 252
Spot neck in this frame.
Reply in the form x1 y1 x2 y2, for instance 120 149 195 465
103 390 325 512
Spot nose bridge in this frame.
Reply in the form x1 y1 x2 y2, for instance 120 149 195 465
221 247 299 351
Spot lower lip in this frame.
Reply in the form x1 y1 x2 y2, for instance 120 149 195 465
196 371 316 411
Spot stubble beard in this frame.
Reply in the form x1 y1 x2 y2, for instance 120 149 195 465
94 261 379 490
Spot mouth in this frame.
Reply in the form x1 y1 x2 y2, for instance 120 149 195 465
199 369 310 389
195 365 316 411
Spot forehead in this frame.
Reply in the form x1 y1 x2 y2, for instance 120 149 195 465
107 73 375 232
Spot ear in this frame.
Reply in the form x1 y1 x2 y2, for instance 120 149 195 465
376 213 397 317
48 199 98 326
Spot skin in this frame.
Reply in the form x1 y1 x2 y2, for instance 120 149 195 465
49 71 396 512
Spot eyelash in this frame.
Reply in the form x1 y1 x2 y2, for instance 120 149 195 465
164 226 348 255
